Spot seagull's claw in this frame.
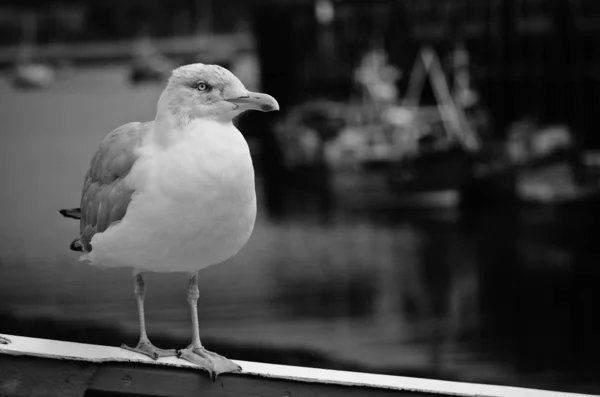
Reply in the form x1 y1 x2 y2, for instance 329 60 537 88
121 340 177 360
177 345 242 380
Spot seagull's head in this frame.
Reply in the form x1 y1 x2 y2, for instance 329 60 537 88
158 63 279 123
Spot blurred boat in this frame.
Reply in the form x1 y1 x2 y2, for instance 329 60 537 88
272 47 480 210
13 62 55 89
468 121 600 208
12 11 56 90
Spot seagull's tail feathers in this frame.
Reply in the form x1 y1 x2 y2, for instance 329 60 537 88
69 238 83 252
59 207 81 220
59 208 84 251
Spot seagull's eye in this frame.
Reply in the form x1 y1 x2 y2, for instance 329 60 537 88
195 82 209 92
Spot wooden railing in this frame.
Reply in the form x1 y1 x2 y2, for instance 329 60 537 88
0 334 596 397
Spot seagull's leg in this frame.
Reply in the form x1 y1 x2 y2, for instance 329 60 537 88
177 272 241 379
121 272 177 359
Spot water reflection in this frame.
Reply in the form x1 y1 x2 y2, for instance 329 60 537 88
256 179 600 392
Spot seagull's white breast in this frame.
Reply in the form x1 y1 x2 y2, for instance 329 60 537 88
85 120 257 273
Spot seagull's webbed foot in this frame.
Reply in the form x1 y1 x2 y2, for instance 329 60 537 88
121 339 177 360
178 344 242 380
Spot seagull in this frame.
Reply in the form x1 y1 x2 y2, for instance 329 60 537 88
59 63 279 379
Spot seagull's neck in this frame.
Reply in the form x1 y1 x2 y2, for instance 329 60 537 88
152 111 232 148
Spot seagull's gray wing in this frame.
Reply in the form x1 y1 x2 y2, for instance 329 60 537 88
78 121 151 252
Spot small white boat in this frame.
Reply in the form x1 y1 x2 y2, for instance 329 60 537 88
13 62 55 89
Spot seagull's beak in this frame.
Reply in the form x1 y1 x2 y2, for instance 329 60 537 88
226 92 280 112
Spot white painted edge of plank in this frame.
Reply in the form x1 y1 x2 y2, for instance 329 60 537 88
0 334 596 397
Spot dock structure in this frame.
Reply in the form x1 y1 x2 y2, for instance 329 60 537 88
0 334 597 397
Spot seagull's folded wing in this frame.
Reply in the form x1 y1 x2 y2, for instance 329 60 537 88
79 122 151 252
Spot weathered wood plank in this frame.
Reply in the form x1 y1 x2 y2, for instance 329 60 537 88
0 355 97 397
0 334 597 397
87 364 440 397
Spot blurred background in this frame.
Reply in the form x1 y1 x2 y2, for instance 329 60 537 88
1 0 600 394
